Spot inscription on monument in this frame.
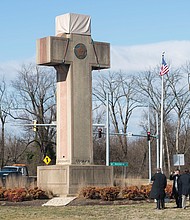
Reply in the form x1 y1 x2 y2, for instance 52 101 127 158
76 159 90 164
74 43 87 59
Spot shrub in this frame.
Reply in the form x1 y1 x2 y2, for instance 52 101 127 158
121 185 142 200
0 187 53 202
99 186 120 201
79 184 173 201
79 186 101 199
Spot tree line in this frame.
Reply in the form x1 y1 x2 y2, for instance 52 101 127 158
92 63 190 177
0 62 190 177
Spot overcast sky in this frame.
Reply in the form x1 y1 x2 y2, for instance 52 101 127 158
1 0 190 132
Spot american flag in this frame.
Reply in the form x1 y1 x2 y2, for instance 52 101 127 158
160 53 169 76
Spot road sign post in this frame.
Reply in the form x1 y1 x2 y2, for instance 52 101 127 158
110 162 128 166
43 156 51 165
173 154 185 170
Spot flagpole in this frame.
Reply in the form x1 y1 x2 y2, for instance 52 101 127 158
159 52 169 172
160 74 164 171
156 112 159 169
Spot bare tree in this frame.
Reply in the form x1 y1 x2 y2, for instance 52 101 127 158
135 65 190 174
93 71 142 160
11 63 56 162
0 78 13 168
135 68 172 173
166 69 190 154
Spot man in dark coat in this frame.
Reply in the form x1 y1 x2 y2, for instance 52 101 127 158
170 168 182 208
179 168 190 209
150 168 167 209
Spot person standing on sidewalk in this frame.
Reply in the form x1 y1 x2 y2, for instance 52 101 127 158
150 168 167 210
170 168 182 208
179 168 190 209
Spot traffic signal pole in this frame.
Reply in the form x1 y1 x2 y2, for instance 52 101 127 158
106 93 110 166
148 97 151 183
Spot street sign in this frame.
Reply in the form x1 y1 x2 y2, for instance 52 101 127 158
43 156 51 165
110 162 128 166
173 154 185 166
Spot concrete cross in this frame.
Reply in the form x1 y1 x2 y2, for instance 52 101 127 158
36 13 110 165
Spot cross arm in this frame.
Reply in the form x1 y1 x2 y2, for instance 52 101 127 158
91 41 110 70
36 36 69 66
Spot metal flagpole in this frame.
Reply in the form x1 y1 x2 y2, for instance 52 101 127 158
160 72 164 171
156 112 160 169
159 52 169 171
160 51 165 171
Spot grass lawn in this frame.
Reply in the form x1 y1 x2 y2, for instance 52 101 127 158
0 201 190 220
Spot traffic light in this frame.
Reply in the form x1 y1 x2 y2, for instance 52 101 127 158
33 120 37 132
147 131 151 141
98 128 102 138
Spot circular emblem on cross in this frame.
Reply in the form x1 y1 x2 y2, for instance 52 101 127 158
74 43 87 59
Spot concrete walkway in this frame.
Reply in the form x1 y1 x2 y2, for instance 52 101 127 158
42 196 76 206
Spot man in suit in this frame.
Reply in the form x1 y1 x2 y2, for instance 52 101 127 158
150 168 167 210
170 168 182 208
179 168 190 209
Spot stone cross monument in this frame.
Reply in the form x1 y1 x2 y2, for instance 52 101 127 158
36 13 113 195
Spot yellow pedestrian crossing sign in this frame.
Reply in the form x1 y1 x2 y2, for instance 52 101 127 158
43 156 51 165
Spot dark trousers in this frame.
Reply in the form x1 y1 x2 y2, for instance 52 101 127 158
156 198 165 209
174 193 182 208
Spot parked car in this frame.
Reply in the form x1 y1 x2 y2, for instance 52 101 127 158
0 164 29 180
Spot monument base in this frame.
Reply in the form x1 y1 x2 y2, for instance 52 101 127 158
37 165 113 196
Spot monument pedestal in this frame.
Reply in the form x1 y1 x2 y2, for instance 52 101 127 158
37 165 113 196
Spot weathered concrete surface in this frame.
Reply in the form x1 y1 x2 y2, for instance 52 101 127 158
37 165 113 196
37 34 110 165
36 13 112 196
42 196 76 206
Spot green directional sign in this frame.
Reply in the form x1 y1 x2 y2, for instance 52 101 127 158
110 162 128 166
